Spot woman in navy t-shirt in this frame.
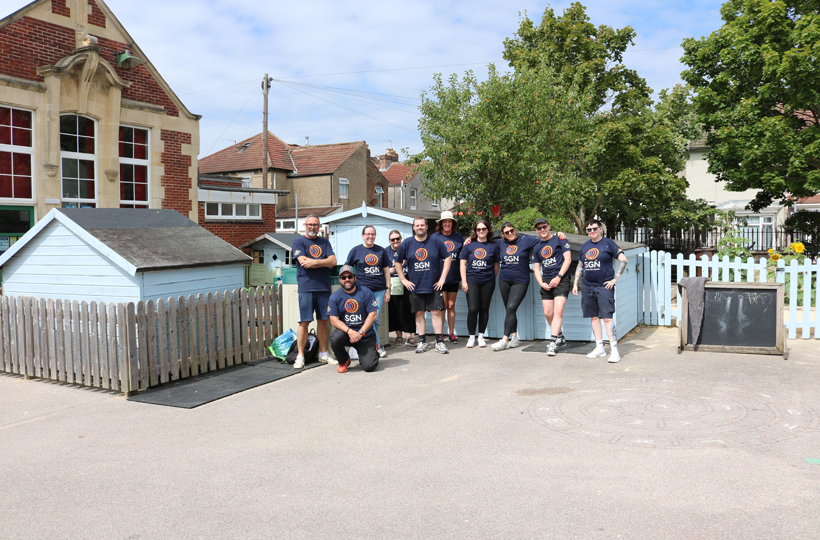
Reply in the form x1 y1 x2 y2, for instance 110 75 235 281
430 211 464 343
459 219 499 348
345 225 391 357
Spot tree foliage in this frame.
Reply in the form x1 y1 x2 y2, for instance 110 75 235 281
681 0 820 210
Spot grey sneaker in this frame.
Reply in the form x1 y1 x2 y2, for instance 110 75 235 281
491 338 508 351
293 355 305 369
377 345 387 358
586 345 607 359
415 341 429 354
546 341 557 356
555 336 567 348
435 342 449 354
508 335 520 348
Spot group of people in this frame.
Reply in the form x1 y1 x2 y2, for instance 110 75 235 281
290 211 628 373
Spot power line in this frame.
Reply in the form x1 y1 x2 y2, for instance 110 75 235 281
203 86 259 156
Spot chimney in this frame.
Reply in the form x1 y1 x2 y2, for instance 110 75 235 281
379 148 399 170
305 137 310 146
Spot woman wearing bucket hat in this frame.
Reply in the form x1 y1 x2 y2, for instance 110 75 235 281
431 210 463 343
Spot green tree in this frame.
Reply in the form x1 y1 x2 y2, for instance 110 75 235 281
681 0 820 211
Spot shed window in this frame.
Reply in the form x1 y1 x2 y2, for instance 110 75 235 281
119 126 150 208
0 106 34 200
60 115 97 208
339 177 349 199
252 249 264 264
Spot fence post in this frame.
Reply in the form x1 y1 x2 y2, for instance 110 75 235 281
126 302 139 395
787 259 799 340
800 258 812 340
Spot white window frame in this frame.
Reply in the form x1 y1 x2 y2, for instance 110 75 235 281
375 185 384 207
0 104 35 202
60 114 97 208
205 202 262 221
118 124 150 208
276 219 296 230
431 198 439 208
339 177 349 199
409 188 417 210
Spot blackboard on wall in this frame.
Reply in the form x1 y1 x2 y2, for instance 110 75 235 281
678 282 785 357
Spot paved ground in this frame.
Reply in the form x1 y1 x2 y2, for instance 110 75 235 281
1 327 819 540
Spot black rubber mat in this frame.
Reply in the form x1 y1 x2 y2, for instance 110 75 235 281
127 358 322 408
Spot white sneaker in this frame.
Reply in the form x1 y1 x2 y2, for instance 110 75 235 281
348 348 359 360
492 338 508 351
293 355 305 369
586 345 607 359
608 349 621 363
477 336 487 348
435 342 449 354
508 335 520 348
377 345 387 358
546 341 557 357
415 341 429 354
466 336 476 348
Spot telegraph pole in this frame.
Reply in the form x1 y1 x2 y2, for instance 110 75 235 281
261 73 273 189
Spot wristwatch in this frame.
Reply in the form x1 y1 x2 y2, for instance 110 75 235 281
359 329 365 336
558 273 564 279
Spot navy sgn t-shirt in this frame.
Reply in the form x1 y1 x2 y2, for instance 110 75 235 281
292 235 335 293
581 237 624 286
328 285 378 339
395 235 449 294
431 231 464 284
460 240 499 284
533 236 572 281
497 234 540 283
345 244 389 292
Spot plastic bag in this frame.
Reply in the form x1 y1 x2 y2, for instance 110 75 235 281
269 329 297 360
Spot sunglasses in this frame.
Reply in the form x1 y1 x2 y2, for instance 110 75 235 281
503 229 515 235
475 227 488 232
339 275 355 281
536 225 549 231
586 227 600 232
390 238 401 242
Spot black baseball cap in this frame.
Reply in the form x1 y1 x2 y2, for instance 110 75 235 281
534 218 549 227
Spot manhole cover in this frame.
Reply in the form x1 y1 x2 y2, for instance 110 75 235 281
528 378 818 448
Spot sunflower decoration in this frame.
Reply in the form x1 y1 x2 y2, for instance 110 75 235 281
770 253 782 261
768 248 773 254
791 242 805 254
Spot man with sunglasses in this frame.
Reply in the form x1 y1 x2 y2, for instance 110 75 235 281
532 218 572 356
291 214 337 369
572 219 628 363
328 265 380 373
394 216 452 354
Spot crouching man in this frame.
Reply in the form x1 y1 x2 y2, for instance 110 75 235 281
328 265 379 373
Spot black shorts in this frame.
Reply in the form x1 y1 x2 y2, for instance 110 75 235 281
539 274 571 300
409 291 445 313
441 282 461 293
581 284 615 319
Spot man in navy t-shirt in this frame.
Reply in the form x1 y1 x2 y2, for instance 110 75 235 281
328 265 379 373
531 217 572 357
291 214 337 369
394 216 451 354
572 219 628 364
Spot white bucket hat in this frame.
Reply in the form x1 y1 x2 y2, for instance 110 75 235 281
436 210 456 222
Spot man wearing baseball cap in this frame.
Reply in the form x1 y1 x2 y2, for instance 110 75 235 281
327 265 380 373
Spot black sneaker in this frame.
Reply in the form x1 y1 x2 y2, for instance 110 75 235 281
555 336 568 348
448 334 458 344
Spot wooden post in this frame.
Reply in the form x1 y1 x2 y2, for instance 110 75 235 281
137 301 149 389
71 300 81 384
107 303 119 392
117 304 128 393
81 300 91 385
215 291 226 370
47 299 57 380
240 288 250 364
157 298 169 384
196 293 207 373
90 301 100 387
168 296 180 381
126 303 139 395
231 288 242 365
178 296 190 378
187 294 198 376
55 300 66 382
99 303 110 390
206 292 217 371
147 299 158 386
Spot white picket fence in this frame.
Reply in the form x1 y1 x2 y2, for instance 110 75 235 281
639 252 819 339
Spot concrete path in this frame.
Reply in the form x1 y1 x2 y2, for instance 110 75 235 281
1 327 818 539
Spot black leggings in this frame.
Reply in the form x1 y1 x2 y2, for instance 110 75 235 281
466 280 496 335
499 279 529 337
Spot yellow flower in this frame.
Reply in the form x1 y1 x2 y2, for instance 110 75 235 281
792 242 805 254
770 253 782 261
768 248 773 254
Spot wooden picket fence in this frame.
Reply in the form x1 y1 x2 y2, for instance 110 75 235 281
0 286 283 395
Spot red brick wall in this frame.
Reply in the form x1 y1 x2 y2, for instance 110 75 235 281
0 16 179 117
52 0 70 17
160 129 193 215
87 0 106 27
366 159 389 208
199 203 277 252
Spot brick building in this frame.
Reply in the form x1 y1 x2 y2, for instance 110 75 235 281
0 0 201 253
200 133 388 235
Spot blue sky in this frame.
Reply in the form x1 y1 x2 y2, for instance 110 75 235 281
101 0 727 160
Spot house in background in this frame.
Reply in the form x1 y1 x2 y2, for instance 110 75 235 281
377 149 453 213
0 208 250 303
199 133 388 236
0 0 201 254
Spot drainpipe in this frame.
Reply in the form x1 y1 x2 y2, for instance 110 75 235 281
400 180 404 209
295 193 298 234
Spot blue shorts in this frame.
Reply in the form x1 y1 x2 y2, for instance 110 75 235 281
581 284 615 319
298 291 331 322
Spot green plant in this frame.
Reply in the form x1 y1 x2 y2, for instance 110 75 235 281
767 242 814 306
493 207 575 235
715 230 752 260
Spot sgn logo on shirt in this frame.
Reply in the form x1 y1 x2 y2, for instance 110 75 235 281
444 240 455 251
506 245 518 255
364 254 379 265
540 245 553 258
309 245 323 258
344 299 359 313
474 248 487 259
415 248 428 261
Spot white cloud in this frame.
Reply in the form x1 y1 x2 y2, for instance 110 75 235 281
101 0 725 159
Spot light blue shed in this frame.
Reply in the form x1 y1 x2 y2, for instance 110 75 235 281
0 208 250 304
321 203 441 262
